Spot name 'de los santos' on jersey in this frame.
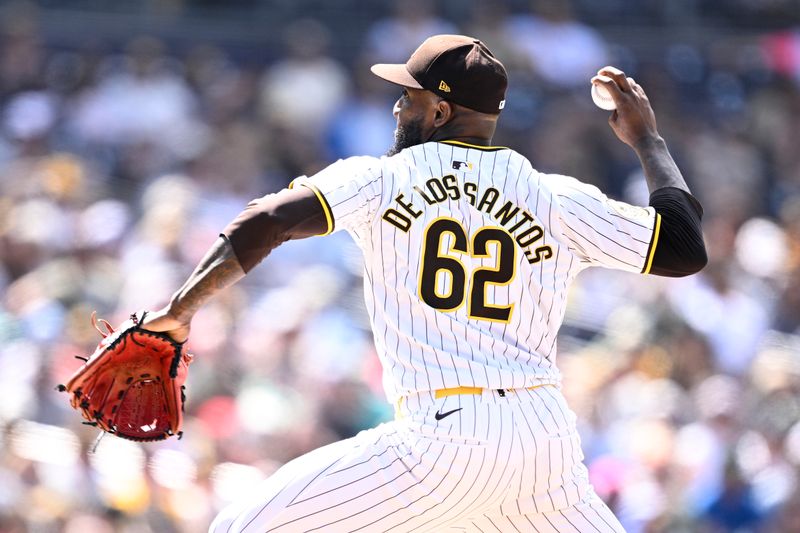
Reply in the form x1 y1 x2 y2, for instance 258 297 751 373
291 140 659 403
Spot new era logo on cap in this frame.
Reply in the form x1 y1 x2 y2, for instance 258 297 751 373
439 80 451 93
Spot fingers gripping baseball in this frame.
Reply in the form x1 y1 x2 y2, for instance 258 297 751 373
592 66 659 150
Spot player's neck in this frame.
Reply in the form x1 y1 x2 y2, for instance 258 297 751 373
428 113 498 147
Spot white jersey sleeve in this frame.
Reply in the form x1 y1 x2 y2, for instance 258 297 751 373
543 174 660 274
290 156 384 235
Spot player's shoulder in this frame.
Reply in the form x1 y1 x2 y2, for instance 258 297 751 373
537 171 603 198
328 154 384 172
310 155 385 182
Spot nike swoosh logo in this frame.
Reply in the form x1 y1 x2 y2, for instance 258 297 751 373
434 407 462 421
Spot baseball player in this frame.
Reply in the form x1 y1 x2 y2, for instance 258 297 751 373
144 35 706 532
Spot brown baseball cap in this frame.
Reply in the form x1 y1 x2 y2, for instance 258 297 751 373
371 34 508 115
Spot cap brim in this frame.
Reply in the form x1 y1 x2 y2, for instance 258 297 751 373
370 63 423 89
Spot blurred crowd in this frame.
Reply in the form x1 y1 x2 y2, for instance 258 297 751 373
2 0 800 532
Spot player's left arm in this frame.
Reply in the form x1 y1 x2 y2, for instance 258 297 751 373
593 66 707 277
143 156 382 340
142 186 328 340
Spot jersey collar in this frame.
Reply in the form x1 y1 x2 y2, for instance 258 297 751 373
438 140 509 152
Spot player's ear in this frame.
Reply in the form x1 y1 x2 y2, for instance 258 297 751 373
432 99 454 127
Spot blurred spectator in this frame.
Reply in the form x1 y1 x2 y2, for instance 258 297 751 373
0 2 43 96
365 0 458 63
326 61 396 158
700 458 765 532
668 263 770 375
70 36 204 168
504 0 608 88
259 19 349 138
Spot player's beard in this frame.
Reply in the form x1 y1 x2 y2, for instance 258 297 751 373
387 117 425 156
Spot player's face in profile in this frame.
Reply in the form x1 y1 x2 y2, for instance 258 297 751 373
387 87 436 156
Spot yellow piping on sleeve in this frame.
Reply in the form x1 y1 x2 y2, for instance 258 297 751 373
301 182 334 236
642 212 662 274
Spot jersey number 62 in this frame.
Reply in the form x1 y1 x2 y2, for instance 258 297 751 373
418 218 516 323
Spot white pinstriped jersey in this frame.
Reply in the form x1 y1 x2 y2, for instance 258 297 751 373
293 140 660 402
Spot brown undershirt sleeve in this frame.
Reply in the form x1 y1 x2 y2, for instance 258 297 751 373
222 186 329 273
646 187 707 277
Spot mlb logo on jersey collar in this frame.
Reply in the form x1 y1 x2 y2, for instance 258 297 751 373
452 160 474 172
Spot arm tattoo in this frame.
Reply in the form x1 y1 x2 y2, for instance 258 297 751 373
168 236 245 322
635 137 690 193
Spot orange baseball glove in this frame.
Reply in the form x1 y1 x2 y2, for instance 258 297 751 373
58 311 193 441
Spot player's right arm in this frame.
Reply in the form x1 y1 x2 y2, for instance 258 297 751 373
593 66 688 193
589 66 707 277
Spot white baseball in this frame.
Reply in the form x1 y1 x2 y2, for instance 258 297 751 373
591 83 616 111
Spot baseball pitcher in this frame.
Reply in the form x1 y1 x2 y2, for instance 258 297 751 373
141 35 707 532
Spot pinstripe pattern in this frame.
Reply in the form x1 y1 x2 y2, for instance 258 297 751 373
210 387 625 532
291 143 656 404
209 142 656 531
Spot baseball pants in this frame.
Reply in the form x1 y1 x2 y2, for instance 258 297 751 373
209 385 625 532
